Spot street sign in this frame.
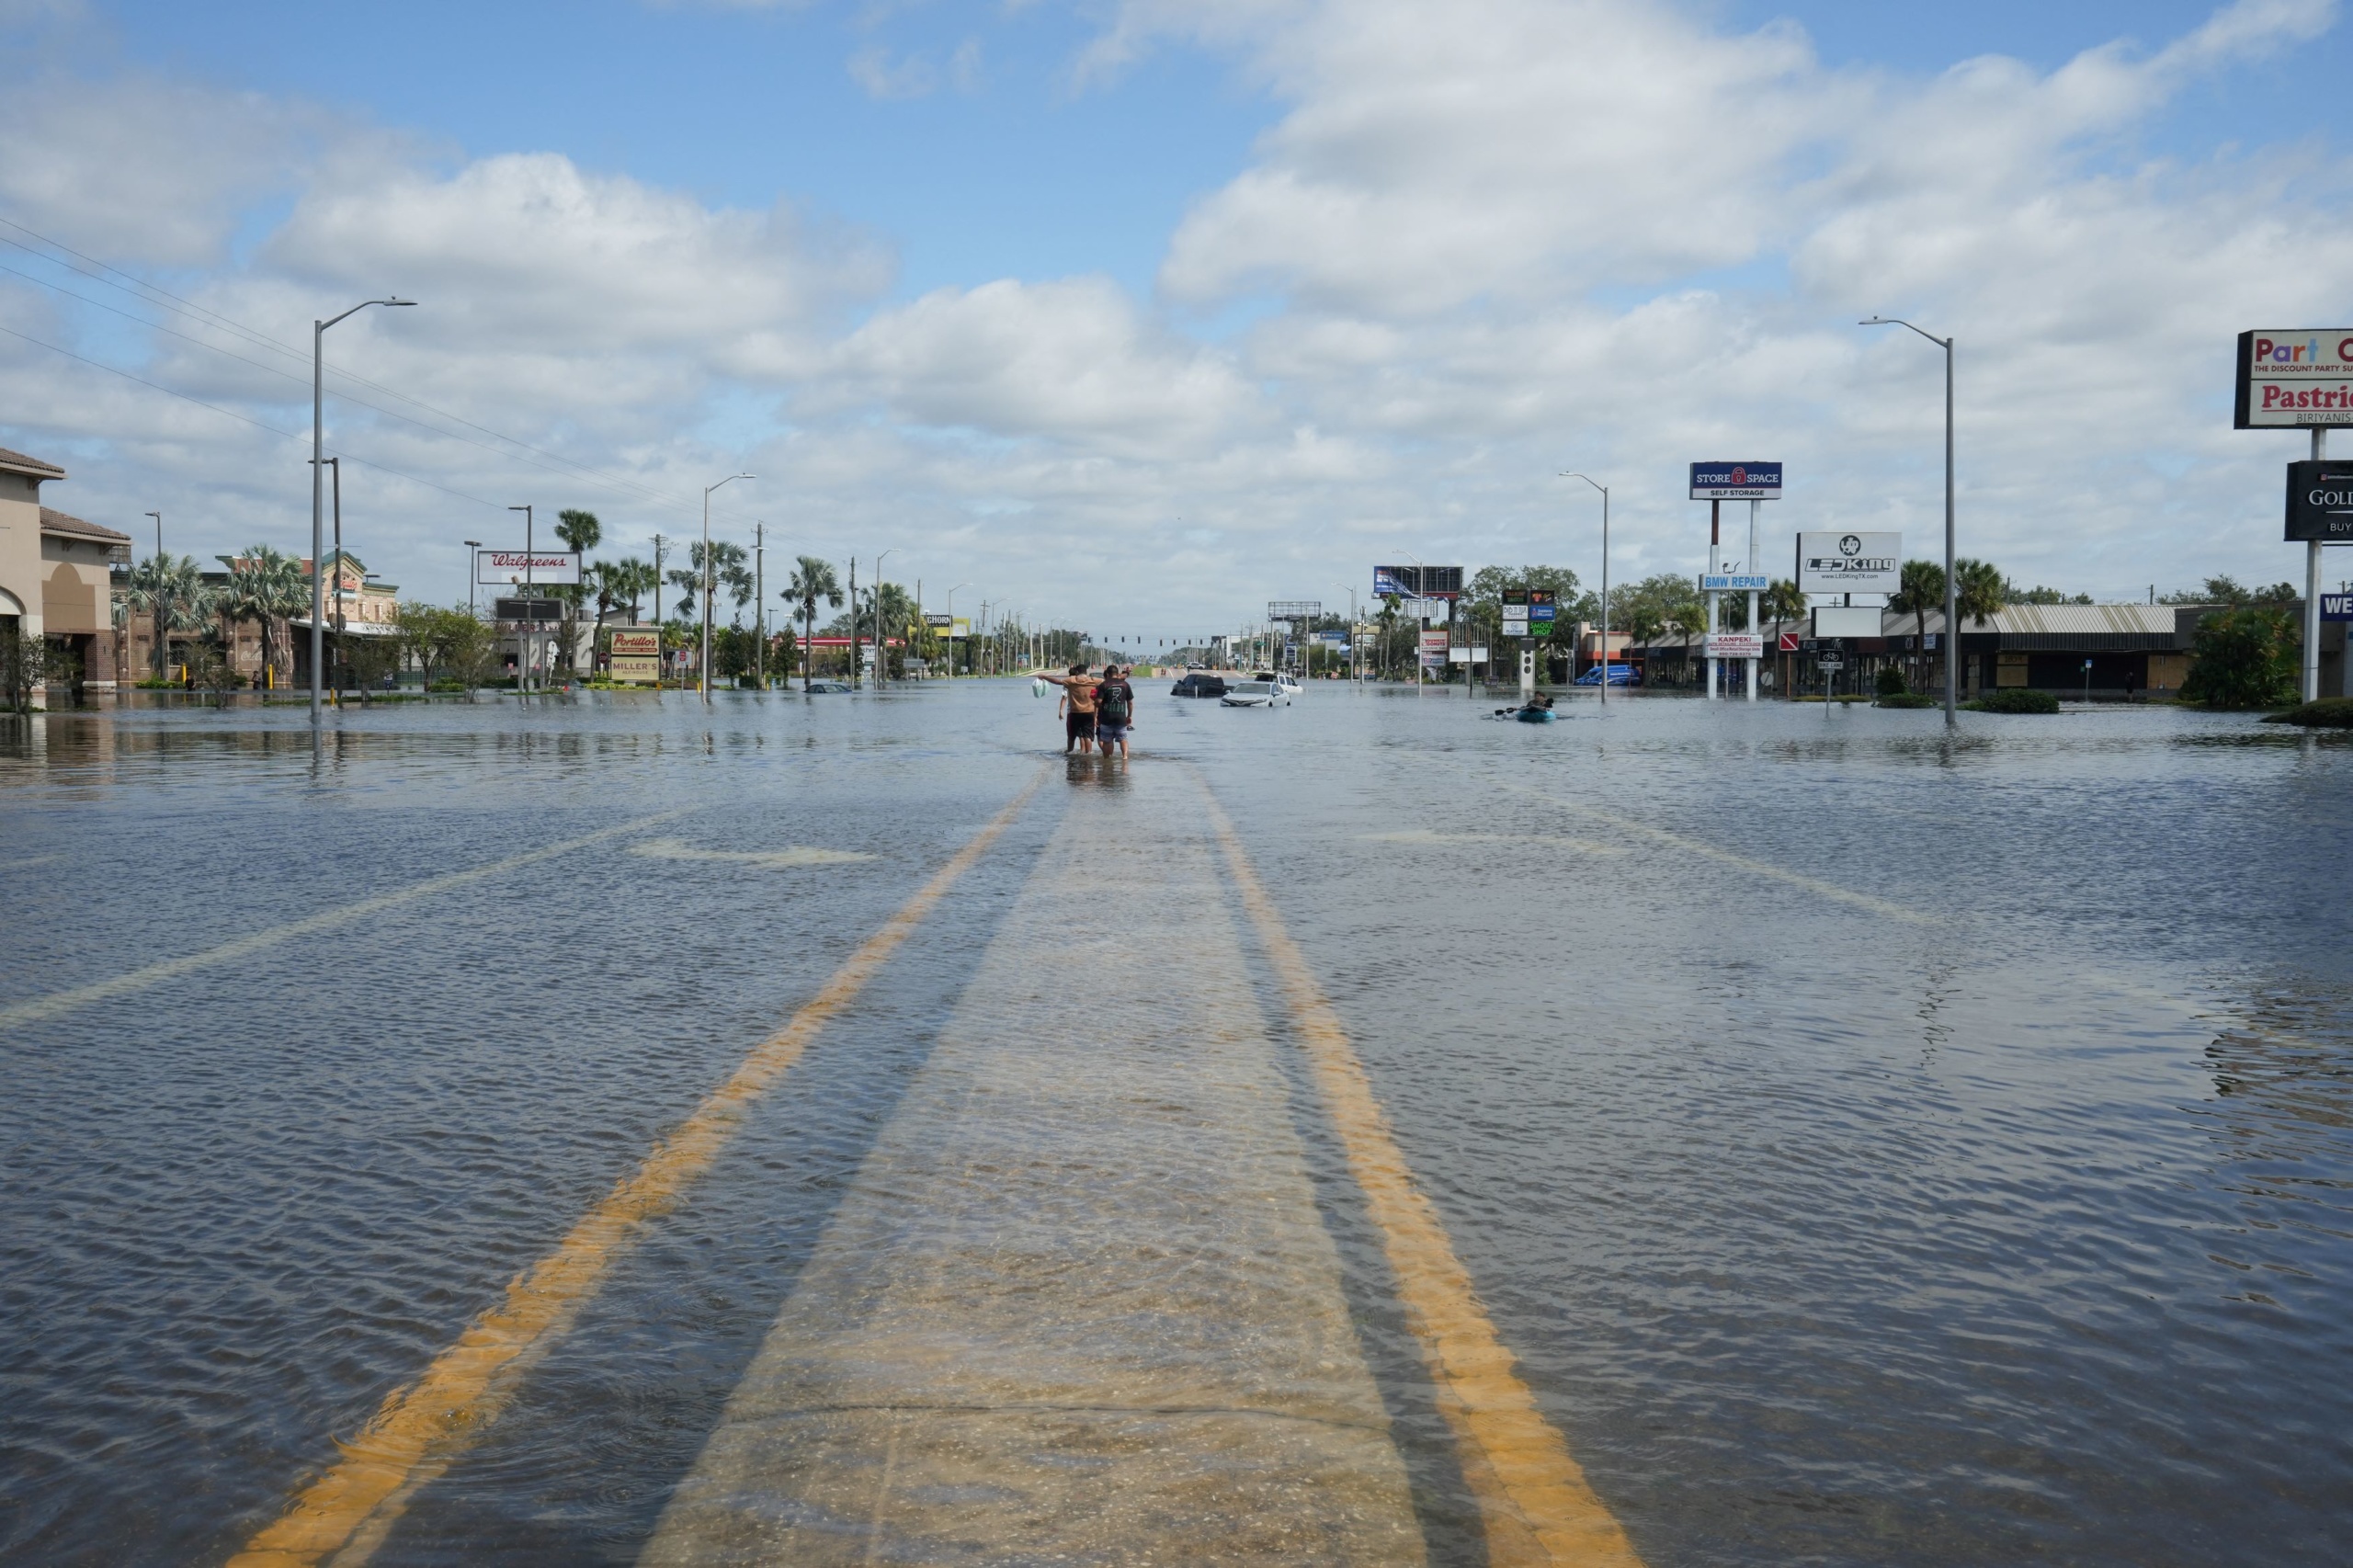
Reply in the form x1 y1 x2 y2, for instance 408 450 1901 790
1701 574 1772 591
1797 532 1901 594
1779 631 1801 653
1706 632 1764 659
2285 460 2353 540
2323 593 2353 620
1817 655 1845 671
1690 462 1783 499
2236 330 2353 428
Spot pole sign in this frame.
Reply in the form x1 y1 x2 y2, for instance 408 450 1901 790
1690 462 1782 500
1529 588 1557 636
1796 531 1901 594
1706 632 1764 659
1419 629 1449 665
1502 587 1528 638
608 627 661 684
2285 460 2353 540
2235 331 2353 427
2321 594 2353 621
1375 565 1465 599
476 549 581 585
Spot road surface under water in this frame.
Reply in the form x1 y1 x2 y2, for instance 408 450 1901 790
2 681 2348 1565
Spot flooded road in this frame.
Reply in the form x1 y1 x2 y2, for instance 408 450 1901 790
4 683 2349 1564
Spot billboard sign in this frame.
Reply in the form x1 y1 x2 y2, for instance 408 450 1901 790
1812 605 1881 639
476 549 581 585
1690 461 1782 500
1797 531 1901 594
2235 331 2353 428
1701 574 1771 592
2322 594 2353 621
2285 460 2353 540
609 629 661 656
1706 632 1764 659
1375 564 1465 599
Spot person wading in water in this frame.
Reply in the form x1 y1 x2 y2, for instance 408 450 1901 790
1094 665 1136 759
1038 663 1101 754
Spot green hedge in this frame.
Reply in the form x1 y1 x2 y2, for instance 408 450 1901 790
1963 687 2061 713
1875 692 1937 709
2263 697 2353 728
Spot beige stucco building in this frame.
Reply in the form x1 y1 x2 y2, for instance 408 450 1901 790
0 445 130 706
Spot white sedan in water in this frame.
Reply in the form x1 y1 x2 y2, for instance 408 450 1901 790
1220 678 1291 708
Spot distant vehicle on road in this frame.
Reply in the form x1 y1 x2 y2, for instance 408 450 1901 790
1170 672 1228 699
802 679 853 693
1573 664 1637 687
1220 679 1290 708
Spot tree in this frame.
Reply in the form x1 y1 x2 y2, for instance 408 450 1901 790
2182 604 2299 708
1760 578 1806 626
1888 559 1947 687
224 546 304 688
786 556 842 692
1952 558 2005 627
123 553 215 681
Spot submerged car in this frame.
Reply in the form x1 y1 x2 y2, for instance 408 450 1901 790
801 679 854 693
1572 664 1637 687
1170 672 1229 699
1220 679 1291 708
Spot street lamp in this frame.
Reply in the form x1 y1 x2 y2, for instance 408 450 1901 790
1329 582 1359 684
943 583 971 679
1562 473 1609 707
701 472 753 704
313 296 414 721
463 540 481 618
508 505 533 692
1861 315 1956 727
871 548 896 690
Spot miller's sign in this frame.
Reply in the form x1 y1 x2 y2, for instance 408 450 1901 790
2235 330 2353 428
1796 531 1901 594
2286 460 2353 540
1689 461 1782 500
474 549 581 585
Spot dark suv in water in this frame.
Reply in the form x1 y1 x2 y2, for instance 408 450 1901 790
1170 672 1229 699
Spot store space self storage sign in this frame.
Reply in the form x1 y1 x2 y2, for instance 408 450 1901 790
2237 331 2353 427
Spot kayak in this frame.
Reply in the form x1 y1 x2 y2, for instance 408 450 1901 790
1513 707 1555 722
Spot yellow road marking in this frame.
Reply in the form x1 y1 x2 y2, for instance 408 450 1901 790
229 768 1047 1568
0 811 691 1033
1199 782 1645 1567
1485 776 1928 924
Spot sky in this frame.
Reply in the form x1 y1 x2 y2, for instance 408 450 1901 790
3 0 2350 638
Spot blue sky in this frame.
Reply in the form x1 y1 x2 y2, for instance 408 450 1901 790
4 0 2349 622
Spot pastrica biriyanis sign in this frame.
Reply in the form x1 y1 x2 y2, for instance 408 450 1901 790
2235 331 2353 428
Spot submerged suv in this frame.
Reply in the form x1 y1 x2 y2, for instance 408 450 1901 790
1170 672 1228 699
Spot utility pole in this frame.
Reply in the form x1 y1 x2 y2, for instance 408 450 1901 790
327 458 342 704
847 558 858 689
651 534 667 684
754 522 765 689
508 505 533 694
464 540 481 618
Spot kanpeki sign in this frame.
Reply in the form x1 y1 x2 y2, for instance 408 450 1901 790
2235 331 2353 427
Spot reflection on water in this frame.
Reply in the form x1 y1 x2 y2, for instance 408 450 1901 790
3 688 2351 1564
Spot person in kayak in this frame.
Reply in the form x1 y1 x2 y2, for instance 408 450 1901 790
1095 665 1136 758
1038 663 1101 754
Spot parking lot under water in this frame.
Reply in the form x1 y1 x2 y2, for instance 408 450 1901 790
3 681 2350 1565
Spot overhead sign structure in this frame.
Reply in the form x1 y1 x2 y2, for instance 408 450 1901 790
1706 632 1764 660
1690 461 1783 500
476 549 581 585
1797 531 1902 594
2236 331 2353 428
1702 574 1772 592
1375 564 1464 599
2286 460 2353 540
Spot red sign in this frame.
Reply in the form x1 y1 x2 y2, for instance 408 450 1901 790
1779 631 1801 652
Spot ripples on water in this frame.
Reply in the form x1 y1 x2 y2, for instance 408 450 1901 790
2 689 2349 1564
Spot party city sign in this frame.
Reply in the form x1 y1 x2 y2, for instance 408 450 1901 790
2236 330 2353 428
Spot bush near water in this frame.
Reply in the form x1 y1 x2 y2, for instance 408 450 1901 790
1964 688 2062 713
2264 698 2353 728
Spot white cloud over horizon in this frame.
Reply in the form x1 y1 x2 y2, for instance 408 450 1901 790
2 0 2349 631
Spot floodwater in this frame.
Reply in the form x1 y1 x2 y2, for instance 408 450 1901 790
3 681 2349 1566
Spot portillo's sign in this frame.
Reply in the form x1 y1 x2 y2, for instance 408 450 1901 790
2235 330 2353 427
2285 461 2353 540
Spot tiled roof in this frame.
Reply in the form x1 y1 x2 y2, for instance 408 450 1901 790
39 506 131 543
0 446 66 481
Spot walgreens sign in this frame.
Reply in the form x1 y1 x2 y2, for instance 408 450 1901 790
2235 330 2353 427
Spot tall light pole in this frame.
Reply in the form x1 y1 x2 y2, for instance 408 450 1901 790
754 522 766 690
508 506 533 692
872 548 897 689
1563 473 1609 707
943 583 971 678
701 472 753 704
1862 316 1957 727
144 511 161 561
313 296 414 721
463 540 481 618
1330 583 1359 683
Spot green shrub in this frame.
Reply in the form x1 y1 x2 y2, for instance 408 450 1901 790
2263 697 2353 728
2181 604 2299 708
1876 692 1937 708
1964 687 2061 713
1875 665 1907 697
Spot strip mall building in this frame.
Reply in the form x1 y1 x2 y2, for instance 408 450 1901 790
0 446 131 705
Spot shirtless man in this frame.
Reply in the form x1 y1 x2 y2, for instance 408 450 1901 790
1038 663 1101 754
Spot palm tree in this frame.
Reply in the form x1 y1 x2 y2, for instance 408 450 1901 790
786 556 842 691
1952 558 2005 625
1888 558 1947 687
1760 578 1807 627
222 545 306 689
124 553 215 682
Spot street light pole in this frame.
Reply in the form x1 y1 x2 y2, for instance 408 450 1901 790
463 540 481 619
1862 316 1957 727
1331 583 1358 684
313 296 414 722
145 511 161 561
754 522 765 690
944 583 970 678
508 506 532 692
701 472 753 704
872 548 897 690
1563 473 1609 708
